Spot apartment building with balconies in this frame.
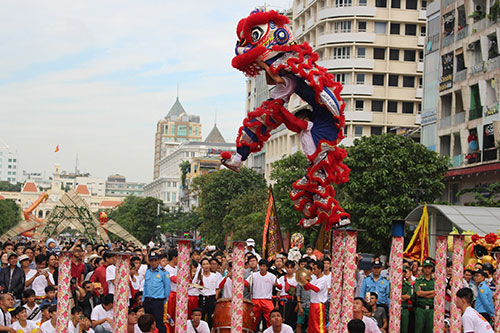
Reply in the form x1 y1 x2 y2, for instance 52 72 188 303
263 0 425 180
421 0 500 204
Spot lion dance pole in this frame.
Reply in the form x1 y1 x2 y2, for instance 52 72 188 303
433 236 448 332
176 240 191 332
341 230 357 330
329 230 344 333
450 235 464 333
389 221 405 332
113 254 131 333
231 241 246 333
495 252 500 333
56 251 72 332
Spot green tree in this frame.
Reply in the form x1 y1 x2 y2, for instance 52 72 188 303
179 160 191 189
457 182 500 206
0 199 21 235
341 134 449 254
0 181 22 192
162 208 201 235
269 151 319 243
108 196 165 244
193 168 267 246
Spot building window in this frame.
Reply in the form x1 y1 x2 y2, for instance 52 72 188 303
334 47 351 59
335 21 352 33
403 76 415 87
402 102 414 113
372 74 385 86
371 126 383 135
359 0 367 5
374 22 387 34
356 73 365 84
336 0 353 6
358 21 367 32
357 47 366 58
392 0 401 8
376 0 387 7
404 50 416 61
177 125 187 136
355 100 364 111
354 126 364 137
388 101 398 112
405 24 417 36
164 125 168 134
372 100 384 112
389 75 399 86
390 23 400 35
374 48 386 60
421 0 427 8
406 0 418 9
389 49 400 60
420 25 426 36
335 73 349 84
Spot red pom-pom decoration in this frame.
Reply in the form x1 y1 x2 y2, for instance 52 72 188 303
484 233 497 244
471 234 480 243
221 151 232 160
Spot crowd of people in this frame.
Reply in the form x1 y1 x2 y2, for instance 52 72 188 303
0 236 496 332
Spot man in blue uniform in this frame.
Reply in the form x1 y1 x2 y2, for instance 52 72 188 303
473 269 494 323
143 251 171 333
360 260 390 307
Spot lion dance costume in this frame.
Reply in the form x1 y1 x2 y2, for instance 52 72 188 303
221 9 350 231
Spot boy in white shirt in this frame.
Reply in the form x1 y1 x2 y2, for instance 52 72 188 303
90 294 114 333
40 305 57 333
10 307 38 333
263 309 294 333
187 308 210 333
456 287 494 333
218 262 233 299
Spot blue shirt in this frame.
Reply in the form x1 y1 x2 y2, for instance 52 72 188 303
360 274 390 305
475 280 494 316
142 266 171 303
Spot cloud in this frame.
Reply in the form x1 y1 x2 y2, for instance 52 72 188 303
0 0 291 183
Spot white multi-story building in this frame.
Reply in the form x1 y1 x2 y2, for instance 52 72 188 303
144 125 234 208
105 174 145 197
0 139 20 184
263 0 426 180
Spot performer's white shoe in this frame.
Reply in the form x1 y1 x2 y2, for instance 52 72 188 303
221 156 242 173
301 217 318 228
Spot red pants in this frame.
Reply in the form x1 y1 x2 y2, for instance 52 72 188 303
308 302 326 333
188 295 199 319
252 299 274 330
165 291 176 333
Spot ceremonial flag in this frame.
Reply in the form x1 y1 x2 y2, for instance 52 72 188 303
262 186 283 259
54 145 60 152
313 223 331 260
403 204 430 264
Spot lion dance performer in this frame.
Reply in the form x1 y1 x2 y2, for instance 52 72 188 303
221 8 350 230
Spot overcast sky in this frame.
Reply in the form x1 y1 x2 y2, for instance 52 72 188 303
1 0 292 183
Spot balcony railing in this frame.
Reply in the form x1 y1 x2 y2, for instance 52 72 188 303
472 17 488 33
469 107 483 120
439 115 451 128
470 62 485 75
487 55 500 71
442 33 455 47
454 111 466 124
456 26 468 40
443 0 456 7
452 154 465 167
454 69 467 82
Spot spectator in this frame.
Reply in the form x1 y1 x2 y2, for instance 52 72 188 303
244 238 261 261
473 269 494 323
10 306 38 332
91 294 114 333
296 265 312 333
187 308 210 333
302 245 317 261
105 253 118 296
127 307 140 333
30 254 55 297
68 306 84 333
360 260 390 307
0 252 25 304
401 268 412 333
263 309 293 333
277 260 297 329
39 305 57 333
348 319 366 333
22 289 41 322
22 247 36 270
142 251 170 333
218 262 233 299
197 257 220 328
414 258 435 333
463 269 478 299
90 251 113 295
40 285 57 308
369 292 387 332
456 287 493 333
0 293 15 332
243 255 259 300
352 297 381 333
138 314 156 333
70 241 86 286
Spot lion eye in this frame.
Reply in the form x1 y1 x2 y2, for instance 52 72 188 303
251 26 265 43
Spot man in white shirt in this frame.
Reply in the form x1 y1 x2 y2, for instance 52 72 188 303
303 261 329 333
352 298 381 333
40 305 57 333
0 293 14 332
263 309 294 333
456 287 494 333
245 259 280 331
276 261 297 328
187 308 210 333
105 255 117 295
91 294 114 333
68 306 84 333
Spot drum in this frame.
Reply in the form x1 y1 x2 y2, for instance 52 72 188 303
212 298 254 332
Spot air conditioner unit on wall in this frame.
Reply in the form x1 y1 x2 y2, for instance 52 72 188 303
467 42 476 50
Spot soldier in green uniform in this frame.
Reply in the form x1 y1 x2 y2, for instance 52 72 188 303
414 258 435 333
401 267 412 333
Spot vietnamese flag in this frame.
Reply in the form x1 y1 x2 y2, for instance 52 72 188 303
54 145 60 152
